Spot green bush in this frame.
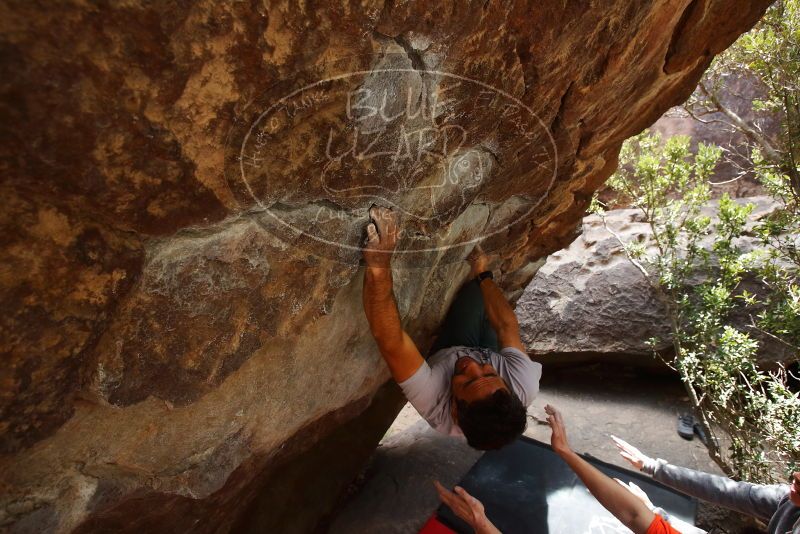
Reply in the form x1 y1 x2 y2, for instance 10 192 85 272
596 131 799 483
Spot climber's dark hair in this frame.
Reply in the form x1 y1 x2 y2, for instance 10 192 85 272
456 389 527 450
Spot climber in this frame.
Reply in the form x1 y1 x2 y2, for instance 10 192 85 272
362 206 541 450
612 435 800 533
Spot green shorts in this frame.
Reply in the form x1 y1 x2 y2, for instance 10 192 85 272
429 279 499 355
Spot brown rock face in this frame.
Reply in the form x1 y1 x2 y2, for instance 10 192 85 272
0 1 770 532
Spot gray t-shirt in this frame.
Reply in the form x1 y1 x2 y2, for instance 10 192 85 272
398 345 542 436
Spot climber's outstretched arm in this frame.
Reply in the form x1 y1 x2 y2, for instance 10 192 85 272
469 248 526 352
479 277 525 351
363 207 424 382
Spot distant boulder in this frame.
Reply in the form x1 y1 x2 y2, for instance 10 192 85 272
518 197 783 362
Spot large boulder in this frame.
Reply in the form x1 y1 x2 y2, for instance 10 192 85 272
518 197 782 360
0 1 771 532
518 208 672 357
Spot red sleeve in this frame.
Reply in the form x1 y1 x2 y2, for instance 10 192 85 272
645 514 683 534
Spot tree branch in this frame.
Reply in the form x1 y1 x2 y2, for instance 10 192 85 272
698 82 784 164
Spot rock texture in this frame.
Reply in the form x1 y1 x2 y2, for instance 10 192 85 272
0 1 771 532
518 197 781 359
518 208 672 356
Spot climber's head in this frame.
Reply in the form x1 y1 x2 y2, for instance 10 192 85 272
450 356 527 450
790 472 800 506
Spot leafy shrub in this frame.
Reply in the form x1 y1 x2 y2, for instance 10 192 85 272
596 132 799 483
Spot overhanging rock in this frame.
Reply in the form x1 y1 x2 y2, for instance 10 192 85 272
0 1 771 532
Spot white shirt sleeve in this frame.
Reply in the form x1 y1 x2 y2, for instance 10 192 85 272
498 347 542 407
398 361 456 434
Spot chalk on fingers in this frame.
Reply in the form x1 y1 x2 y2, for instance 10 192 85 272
367 222 379 241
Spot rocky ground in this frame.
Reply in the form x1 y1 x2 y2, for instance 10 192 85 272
329 363 762 534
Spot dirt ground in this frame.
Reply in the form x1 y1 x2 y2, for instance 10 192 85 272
328 363 763 534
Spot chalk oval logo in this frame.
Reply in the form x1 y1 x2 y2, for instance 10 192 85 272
228 53 557 266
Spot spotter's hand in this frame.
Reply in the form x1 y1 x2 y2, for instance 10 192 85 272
363 206 398 269
433 481 499 534
611 435 651 471
545 404 571 456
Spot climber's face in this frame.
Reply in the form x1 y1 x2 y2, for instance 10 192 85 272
450 356 508 404
790 472 800 506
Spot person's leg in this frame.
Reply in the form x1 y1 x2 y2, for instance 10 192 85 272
430 280 499 354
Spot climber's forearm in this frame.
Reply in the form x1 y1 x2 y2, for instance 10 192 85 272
479 278 525 351
363 266 424 382
363 267 403 348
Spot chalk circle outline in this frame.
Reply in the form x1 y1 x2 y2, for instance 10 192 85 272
238 68 558 254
